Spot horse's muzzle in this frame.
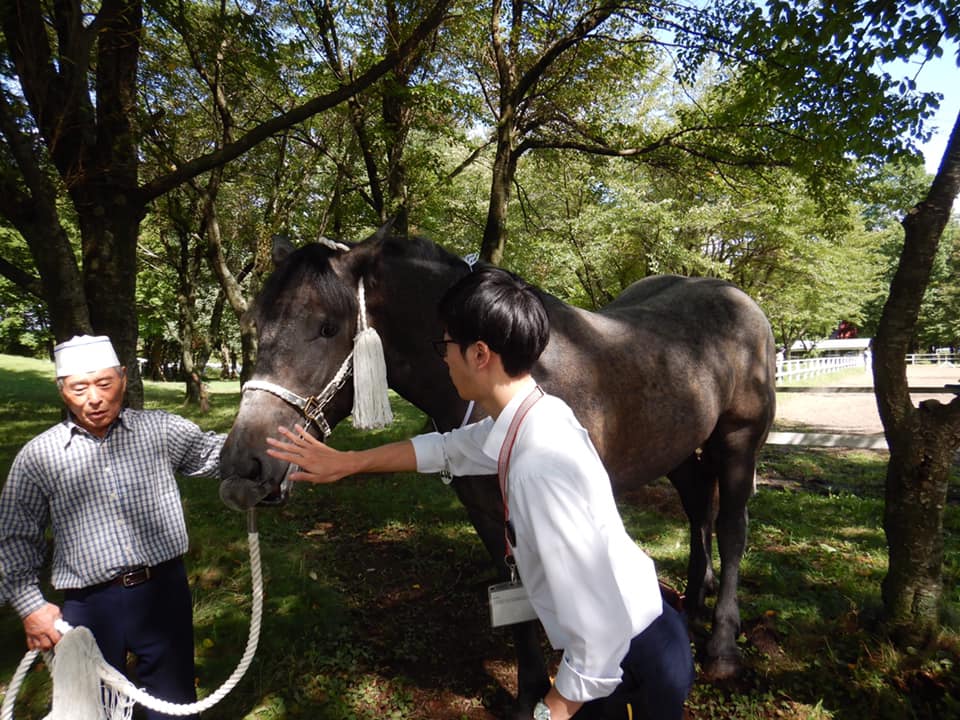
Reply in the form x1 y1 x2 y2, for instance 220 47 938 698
218 474 291 511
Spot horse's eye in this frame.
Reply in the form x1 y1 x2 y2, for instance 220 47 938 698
318 321 338 339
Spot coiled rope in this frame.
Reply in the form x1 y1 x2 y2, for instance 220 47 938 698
2 509 263 720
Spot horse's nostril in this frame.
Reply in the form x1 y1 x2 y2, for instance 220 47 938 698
219 478 259 511
223 453 263 484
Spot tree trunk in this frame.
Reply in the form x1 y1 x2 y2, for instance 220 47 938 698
239 321 257 385
381 0 422 235
200 197 256 383
79 203 145 408
880 406 955 639
0 94 92 339
176 219 209 411
383 74 411 234
1 208 92 341
874 109 960 642
481 121 517 264
208 291 228 378
77 236 145 410
144 338 167 381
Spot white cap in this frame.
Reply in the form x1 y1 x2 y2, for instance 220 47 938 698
54 335 121 378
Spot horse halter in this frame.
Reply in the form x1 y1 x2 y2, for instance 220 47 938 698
241 274 374 439
242 348 354 439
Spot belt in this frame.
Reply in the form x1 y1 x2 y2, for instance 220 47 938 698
111 566 152 588
67 558 181 597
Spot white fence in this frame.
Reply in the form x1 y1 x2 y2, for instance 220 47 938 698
905 352 958 365
776 355 866 383
777 352 957 383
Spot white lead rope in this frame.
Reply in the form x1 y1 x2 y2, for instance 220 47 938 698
2 511 264 720
1 649 43 720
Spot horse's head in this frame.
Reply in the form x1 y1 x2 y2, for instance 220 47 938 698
219 234 366 510
220 226 476 510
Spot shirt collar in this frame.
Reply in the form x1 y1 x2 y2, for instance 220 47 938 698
481 376 539 461
63 407 132 446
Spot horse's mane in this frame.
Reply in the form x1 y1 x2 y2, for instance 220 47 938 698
379 231 464 269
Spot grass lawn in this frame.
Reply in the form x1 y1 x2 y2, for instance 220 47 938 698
0 354 958 719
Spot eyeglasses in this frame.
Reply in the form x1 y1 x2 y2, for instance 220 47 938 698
432 339 458 358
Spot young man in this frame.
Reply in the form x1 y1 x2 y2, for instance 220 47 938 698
266 268 695 720
0 335 225 720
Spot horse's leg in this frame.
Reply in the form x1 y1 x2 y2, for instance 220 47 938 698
509 623 551 718
452 475 551 718
667 452 718 615
700 429 759 680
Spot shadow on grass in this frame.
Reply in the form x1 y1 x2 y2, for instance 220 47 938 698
178 472 535 720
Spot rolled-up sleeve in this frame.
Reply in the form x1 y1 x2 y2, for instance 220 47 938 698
410 433 446 474
411 420 497 477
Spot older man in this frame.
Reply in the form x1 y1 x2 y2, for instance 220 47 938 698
0 335 224 719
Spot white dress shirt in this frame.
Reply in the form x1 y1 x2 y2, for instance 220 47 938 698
411 377 663 702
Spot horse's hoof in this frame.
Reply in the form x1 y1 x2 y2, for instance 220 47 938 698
702 654 743 681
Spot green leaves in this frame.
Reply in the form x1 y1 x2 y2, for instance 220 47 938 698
729 0 953 165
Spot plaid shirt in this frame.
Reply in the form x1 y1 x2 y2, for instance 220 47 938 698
0 408 224 618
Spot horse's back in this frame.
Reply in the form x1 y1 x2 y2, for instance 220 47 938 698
603 274 696 307
600 275 774 367
603 275 763 328
536 274 775 487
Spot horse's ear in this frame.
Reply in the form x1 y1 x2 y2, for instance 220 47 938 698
271 234 296 266
372 217 398 241
340 220 394 279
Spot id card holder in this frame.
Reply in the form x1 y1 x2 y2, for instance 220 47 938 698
489 555 537 627
488 580 538 627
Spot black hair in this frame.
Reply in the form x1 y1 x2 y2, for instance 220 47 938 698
438 266 550 376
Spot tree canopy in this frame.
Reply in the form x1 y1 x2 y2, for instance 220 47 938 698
1 1 953 362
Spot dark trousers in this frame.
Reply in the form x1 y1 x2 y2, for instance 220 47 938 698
573 601 695 720
63 557 199 720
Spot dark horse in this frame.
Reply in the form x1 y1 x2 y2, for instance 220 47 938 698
220 225 776 715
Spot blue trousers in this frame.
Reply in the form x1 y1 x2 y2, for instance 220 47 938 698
573 601 695 720
63 557 199 720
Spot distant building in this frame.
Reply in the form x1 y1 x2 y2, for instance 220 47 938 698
790 338 872 357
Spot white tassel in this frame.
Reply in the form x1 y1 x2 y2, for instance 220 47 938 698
44 627 122 720
352 279 393 429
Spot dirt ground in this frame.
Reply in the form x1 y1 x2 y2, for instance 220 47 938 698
773 363 960 435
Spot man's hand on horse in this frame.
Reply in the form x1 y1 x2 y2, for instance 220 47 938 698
267 426 417 484
266 425 349 484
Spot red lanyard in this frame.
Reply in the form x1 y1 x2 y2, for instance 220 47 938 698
496 386 544 560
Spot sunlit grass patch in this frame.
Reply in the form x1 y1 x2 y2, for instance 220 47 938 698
777 367 870 388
